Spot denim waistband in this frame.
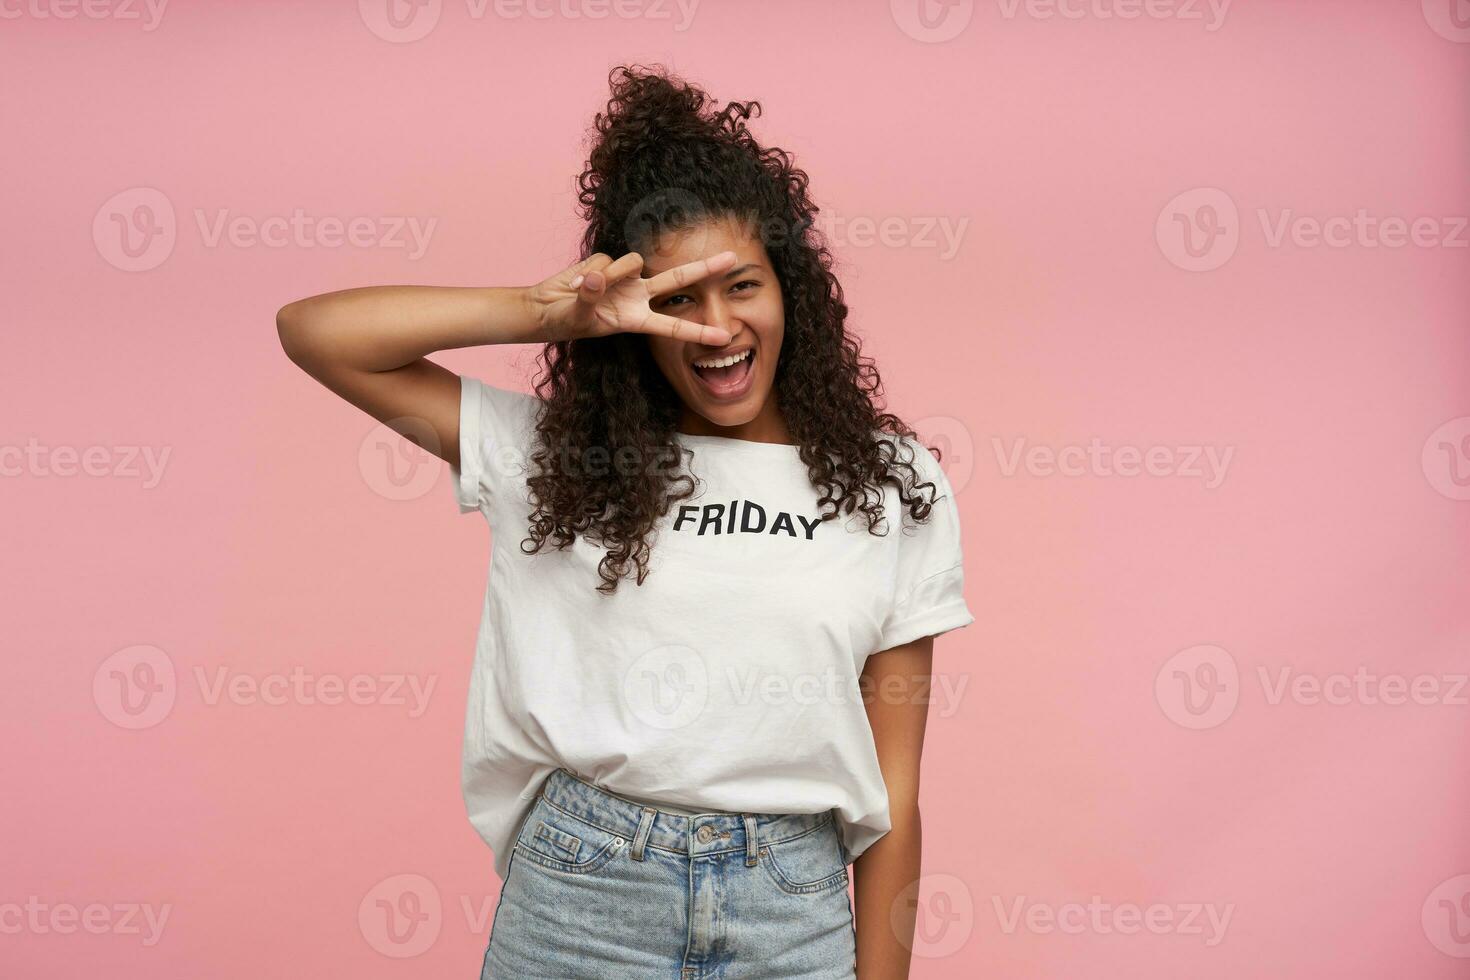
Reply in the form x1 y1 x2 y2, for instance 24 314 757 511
539 768 835 860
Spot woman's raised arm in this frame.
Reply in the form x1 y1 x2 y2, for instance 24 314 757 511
275 284 539 469
274 249 737 467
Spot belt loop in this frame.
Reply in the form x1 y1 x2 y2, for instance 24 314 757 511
630 807 656 862
744 814 759 867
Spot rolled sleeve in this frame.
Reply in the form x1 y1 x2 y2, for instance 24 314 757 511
875 437 976 653
450 375 488 514
877 562 974 652
448 375 537 517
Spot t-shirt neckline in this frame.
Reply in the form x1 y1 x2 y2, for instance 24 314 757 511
674 432 801 453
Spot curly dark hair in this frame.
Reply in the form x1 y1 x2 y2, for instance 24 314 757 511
521 64 943 594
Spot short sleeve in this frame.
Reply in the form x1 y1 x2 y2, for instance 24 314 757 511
449 375 538 516
875 439 976 652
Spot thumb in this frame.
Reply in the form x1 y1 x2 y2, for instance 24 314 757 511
571 268 606 306
567 252 613 290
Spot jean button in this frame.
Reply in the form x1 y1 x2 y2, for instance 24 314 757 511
696 825 714 843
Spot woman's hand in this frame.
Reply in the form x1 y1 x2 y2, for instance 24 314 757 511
525 249 738 346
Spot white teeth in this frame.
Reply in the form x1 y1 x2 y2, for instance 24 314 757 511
692 349 752 370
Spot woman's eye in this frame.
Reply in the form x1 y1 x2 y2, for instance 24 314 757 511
660 281 757 309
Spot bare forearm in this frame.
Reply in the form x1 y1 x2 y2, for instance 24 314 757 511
853 803 922 979
276 284 539 372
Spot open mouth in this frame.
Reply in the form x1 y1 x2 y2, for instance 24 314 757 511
690 347 756 400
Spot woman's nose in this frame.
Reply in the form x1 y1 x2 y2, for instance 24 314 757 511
703 297 739 342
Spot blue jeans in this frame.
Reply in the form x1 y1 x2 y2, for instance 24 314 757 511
481 768 858 979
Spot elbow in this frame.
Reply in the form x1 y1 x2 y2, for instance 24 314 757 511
275 301 314 366
885 798 922 840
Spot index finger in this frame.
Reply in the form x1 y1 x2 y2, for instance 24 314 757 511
642 250 739 298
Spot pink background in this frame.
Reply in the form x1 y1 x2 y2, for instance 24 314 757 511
4 1 1469 977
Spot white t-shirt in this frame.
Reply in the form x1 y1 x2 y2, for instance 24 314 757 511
451 375 975 880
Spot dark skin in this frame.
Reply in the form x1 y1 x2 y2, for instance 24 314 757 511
639 215 790 444
855 636 934 980
276 218 935 978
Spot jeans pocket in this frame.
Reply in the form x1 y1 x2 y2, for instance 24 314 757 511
512 797 627 877
759 819 850 897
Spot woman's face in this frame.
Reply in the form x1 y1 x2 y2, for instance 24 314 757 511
641 214 786 436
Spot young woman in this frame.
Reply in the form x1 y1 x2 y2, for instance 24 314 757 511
278 65 973 980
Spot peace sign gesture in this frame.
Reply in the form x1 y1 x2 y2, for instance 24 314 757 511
526 249 738 347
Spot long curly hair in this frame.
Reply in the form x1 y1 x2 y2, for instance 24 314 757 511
522 64 943 594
